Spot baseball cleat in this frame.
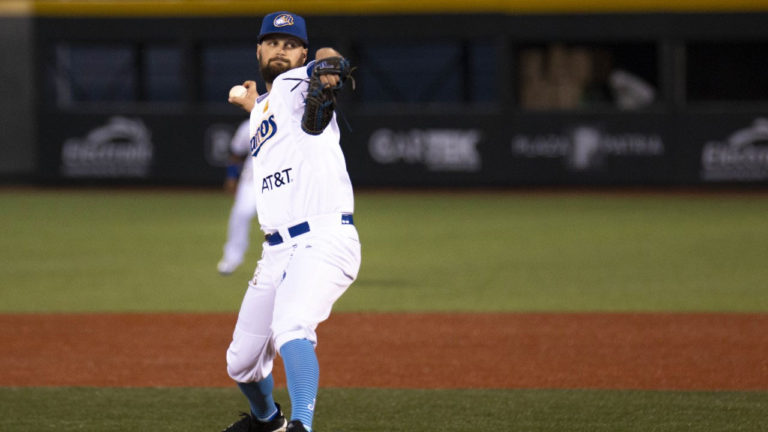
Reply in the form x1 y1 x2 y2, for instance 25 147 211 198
285 420 309 432
221 405 287 432
217 258 241 276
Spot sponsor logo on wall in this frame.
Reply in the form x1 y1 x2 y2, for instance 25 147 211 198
511 126 664 171
368 128 482 172
61 117 153 177
701 118 768 181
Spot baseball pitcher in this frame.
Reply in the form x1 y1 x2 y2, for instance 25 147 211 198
220 11 360 432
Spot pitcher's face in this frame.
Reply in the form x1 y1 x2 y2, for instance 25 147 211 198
257 35 308 83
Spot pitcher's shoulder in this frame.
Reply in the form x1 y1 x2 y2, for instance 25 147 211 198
275 65 311 86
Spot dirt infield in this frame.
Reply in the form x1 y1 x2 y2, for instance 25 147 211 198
1 312 766 390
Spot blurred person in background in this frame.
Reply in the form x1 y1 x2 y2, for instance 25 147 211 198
218 119 258 276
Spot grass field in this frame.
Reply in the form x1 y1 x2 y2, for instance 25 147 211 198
1 188 767 431
1 387 766 432
2 189 768 313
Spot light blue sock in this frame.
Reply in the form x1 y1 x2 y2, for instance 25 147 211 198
280 338 319 431
237 374 278 421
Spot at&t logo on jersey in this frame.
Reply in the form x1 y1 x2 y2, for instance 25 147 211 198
262 168 293 192
251 114 277 158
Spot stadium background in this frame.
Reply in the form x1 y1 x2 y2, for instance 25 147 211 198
2 0 768 188
1 1 768 431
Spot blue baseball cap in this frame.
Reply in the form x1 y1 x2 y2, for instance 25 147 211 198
258 11 308 46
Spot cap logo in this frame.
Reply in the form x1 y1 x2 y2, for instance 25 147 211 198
273 14 294 27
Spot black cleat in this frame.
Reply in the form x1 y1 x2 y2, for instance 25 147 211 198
221 404 287 432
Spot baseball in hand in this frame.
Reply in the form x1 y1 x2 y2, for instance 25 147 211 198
229 85 247 99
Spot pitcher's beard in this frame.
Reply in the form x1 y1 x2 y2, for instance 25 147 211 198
260 61 291 84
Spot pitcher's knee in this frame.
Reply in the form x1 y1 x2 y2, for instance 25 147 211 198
226 333 275 382
227 349 275 382
227 349 257 382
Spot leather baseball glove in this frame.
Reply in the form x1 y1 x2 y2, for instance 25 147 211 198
301 56 354 135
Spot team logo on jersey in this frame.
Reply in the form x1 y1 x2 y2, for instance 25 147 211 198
273 14 294 27
251 114 277 158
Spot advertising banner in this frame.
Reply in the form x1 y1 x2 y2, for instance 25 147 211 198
38 111 768 187
38 113 246 185
341 113 504 187
345 112 675 187
505 113 674 186
684 116 768 183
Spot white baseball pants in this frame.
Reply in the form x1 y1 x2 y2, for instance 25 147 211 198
226 217 361 383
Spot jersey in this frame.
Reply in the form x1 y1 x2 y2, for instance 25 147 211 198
248 62 354 231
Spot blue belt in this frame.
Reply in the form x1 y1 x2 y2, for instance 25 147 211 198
265 214 354 246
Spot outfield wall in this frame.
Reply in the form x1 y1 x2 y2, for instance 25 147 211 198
3 5 768 187
0 15 35 178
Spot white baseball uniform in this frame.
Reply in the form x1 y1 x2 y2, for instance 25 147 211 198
226 63 361 383
219 120 259 272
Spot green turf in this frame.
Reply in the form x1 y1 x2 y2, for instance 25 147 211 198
0 387 766 431
1 189 768 312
